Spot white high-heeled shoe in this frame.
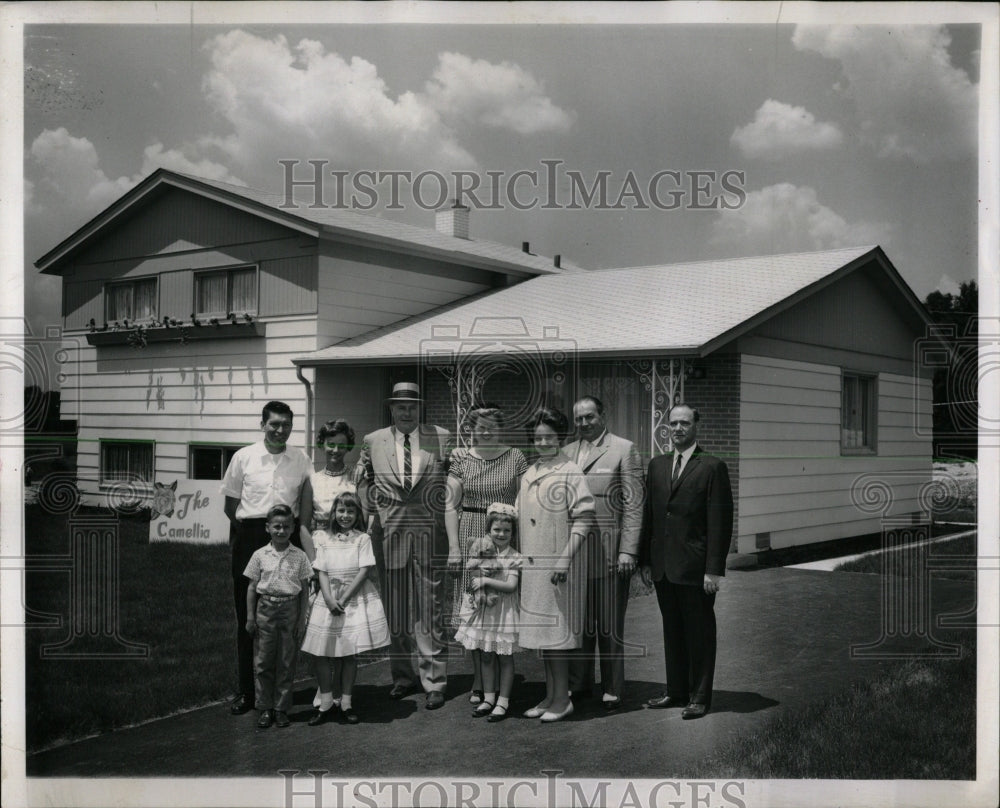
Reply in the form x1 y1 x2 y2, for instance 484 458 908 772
523 703 548 718
540 702 574 722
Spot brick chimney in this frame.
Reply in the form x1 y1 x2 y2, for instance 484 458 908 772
435 200 470 239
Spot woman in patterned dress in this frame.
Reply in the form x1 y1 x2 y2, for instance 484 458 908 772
299 419 364 560
445 405 528 704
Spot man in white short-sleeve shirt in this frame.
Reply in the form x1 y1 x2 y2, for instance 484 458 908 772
220 401 312 716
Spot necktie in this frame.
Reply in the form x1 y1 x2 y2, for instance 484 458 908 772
578 441 591 468
403 433 412 493
671 453 682 483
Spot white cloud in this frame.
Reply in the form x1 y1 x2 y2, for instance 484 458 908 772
424 52 574 135
200 31 475 170
792 25 976 162
198 31 573 173
731 99 843 159
935 274 962 296
29 127 136 211
710 183 890 254
140 143 245 185
28 129 242 216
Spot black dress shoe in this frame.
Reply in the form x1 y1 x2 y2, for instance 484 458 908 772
257 709 274 728
646 694 688 710
425 691 445 710
274 710 290 728
681 703 708 720
602 698 622 711
230 694 253 715
389 684 412 700
307 707 336 726
341 708 360 724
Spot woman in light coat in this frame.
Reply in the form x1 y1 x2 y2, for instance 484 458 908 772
517 406 595 722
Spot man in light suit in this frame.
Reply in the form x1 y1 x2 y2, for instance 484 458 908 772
357 382 451 710
640 403 733 719
564 396 644 710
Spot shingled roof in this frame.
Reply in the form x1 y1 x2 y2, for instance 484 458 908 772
294 245 931 365
36 168 578 277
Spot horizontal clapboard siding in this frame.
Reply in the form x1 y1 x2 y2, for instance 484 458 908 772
316 240 495 347
63 317 318 506
737 355 932 552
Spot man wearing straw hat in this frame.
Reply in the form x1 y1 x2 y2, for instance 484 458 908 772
358 382 452 710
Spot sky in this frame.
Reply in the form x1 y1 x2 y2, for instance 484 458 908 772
15 7 989 387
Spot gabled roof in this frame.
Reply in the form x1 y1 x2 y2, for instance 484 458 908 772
36 168 578 277
294 245 933 365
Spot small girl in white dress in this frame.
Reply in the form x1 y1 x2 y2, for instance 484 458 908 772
301 492 389 725
454 502 522 722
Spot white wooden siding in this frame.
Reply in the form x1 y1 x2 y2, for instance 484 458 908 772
63 316 317 506
737 354 932 552
316 244 494 348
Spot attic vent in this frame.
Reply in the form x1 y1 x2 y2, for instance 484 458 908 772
435 201 470 239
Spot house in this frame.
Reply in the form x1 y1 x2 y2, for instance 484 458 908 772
38 169 938 554
35 169 571 514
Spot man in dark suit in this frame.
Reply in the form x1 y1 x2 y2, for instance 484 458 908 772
357 382 451 710
640 403 733 719
564 396 644 709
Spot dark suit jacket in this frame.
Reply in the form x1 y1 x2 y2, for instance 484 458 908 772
639 446 733 585
357 425 451 570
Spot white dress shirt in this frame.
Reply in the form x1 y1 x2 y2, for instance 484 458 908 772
220 440 312 519
393 428 422 487
672 443 698 480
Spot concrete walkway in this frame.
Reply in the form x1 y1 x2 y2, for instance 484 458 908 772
27 565 975 779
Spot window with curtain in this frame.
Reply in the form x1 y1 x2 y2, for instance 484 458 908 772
106 278 157 322
195 267 257 316
841 372 878 454
100 440 155 485
577 361 651 465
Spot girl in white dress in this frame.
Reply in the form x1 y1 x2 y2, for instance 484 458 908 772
301 492 389 725
454 503 523 723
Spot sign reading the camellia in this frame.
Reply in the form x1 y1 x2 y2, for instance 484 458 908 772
148 479 229 544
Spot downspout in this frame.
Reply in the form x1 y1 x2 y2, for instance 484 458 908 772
296 363 313 456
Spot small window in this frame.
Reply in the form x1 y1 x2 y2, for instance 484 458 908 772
189 444 240 480
195 267 257 317
841 372 877 454
106 278 157 323
100 440 154 485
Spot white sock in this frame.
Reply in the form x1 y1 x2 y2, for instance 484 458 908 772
603 693 618 702
483 691 497 705
495 696 509 711
319 692 335 711
340 694 352 710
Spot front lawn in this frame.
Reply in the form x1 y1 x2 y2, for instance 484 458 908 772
23 505 234 751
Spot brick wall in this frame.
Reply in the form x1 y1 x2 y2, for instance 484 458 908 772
682 353 741 551
400 353 743 552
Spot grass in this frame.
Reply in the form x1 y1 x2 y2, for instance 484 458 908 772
24 505 234 752
835 533 977 580
686 645 976 779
